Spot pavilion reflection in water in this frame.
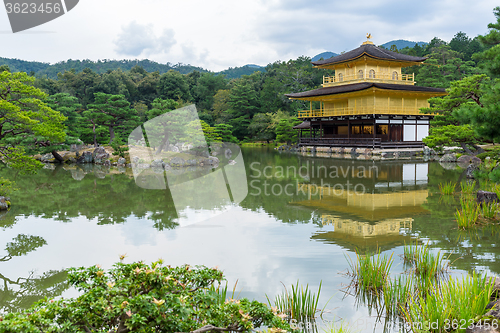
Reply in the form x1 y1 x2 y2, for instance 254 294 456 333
292 161 429 252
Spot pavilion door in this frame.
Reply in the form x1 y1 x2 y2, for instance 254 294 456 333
389 124 402 142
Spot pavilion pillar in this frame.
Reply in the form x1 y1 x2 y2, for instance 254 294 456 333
372 119 376 148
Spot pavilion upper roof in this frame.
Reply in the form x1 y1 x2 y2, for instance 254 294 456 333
312 42 427 68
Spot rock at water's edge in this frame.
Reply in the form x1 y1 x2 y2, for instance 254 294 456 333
0 196 10 210
440 153 457 163
477 191 499 204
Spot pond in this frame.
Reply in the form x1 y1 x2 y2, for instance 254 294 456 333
1 147 499 332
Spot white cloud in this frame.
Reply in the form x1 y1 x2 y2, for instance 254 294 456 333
0 0 498 71
114 21 176 57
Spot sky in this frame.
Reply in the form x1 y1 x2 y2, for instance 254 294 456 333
0 0 498 72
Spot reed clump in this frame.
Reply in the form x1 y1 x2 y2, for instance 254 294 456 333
267 280 322 320
455 193 500 229
439 181 456 195
460 181 476 195
403 241 450 278
346 243 495 332
479 201 499 220
382 275 413 316
402 273 494 331
456 195 480 229
347 250 393 293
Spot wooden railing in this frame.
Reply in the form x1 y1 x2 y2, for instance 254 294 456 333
299 137 382 148
323 72 414 86
297 106 425 118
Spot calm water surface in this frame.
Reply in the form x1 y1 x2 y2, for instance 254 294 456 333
1 147 499 332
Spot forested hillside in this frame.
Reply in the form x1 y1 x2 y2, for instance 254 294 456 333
1 6 499 161
0 58 266 79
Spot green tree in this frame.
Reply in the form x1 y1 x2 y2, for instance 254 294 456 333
192 72 228 111
85 93 139 144
225 77 261 139
0 71 66 172
276 117 301 145
422 124 481 154
134 70 161 107
144 98 186 154
260 56 327 114
47 93 84 138
248 113 274 142
421 74 489 153
57 68 100 107
212 89 231 121
454 79 500 143
157 70 192 102
214 124 238 143
111 134 129 158
185 120 221 148
474 6 500 77
421 74 489 126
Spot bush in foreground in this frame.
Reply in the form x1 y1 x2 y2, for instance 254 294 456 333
0 260 290 333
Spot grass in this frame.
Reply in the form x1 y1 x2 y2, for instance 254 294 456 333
266 280 322 320
382 275 413 316
403 241 449 278
460 180 476 195
480 201 499 219
455 195 480 229
208 280 240 304
347 250 393 293
402 273 494 331
346 245 494 332
439 181 456 195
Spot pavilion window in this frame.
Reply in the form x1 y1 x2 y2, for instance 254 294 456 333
338 126 348 135
338 73 343 82
392 71 399 80
358 70 364 79
369 69 375 78
376 124 388 135
362 125 373 134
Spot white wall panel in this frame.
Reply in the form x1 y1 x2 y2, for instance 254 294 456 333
404 124 415 141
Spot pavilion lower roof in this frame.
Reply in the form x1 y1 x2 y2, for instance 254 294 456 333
285 82 446 99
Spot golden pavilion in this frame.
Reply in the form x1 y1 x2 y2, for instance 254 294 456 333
286 36 447 148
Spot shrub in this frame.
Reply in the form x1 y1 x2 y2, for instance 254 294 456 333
0 177 17 197
0 260 290 333
111 135 129 158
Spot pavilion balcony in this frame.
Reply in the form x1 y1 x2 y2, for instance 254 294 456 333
297 106 426 118
322 72 415 87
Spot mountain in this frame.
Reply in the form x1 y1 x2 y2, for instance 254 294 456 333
380 40 428 50
0 56 266 79
32 59 207 79
217 64 265 79
246 64 264 69
311 52 339 62
0 57 50 74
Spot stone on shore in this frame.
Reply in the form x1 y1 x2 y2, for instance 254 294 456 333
76 151 93 164
440 153 457 163
0 196 10 210
117 157 126 166
467 164 479 179
477 191 499 204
